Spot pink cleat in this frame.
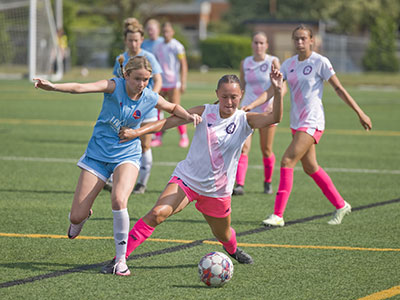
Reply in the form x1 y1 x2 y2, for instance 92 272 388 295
179 137 189 148
150 138 162 147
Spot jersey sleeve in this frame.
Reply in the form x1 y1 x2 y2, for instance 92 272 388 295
175 40 186 59
280 59 289 81
320 56 335 81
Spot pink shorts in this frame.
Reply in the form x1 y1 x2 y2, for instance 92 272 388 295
169 176 231 218
291 127 324 144
161 87 176 93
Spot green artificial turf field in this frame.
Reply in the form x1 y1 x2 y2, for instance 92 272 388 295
0 69 399 299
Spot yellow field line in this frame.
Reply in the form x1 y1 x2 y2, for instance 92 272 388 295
357 285 400 300
1 232 399 252
0 118 399 136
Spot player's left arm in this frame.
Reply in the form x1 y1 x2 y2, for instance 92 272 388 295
328 74 372 131
242 58 286 112
119 105 204 143
247 66 283 128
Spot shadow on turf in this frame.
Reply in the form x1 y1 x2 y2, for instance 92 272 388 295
0 262 100 274
0 188 74 194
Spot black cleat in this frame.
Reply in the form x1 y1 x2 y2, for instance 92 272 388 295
133 183 146 194
263 182 273 194
232 184 244 196
223 246 253 264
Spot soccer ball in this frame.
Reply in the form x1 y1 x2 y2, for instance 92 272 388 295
198 251 234 287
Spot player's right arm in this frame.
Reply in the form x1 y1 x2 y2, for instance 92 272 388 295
34 78 116 94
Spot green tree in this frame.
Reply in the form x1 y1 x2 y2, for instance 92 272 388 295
362 14 399 72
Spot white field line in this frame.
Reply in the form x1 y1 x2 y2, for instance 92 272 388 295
1 156 400 175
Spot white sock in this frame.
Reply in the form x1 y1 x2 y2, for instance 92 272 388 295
113 208 129 262
138 149 153 187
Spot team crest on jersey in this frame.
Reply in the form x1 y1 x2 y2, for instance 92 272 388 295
260 63 268 72
132 110 141 119
303 65 313 75
226 122 236 134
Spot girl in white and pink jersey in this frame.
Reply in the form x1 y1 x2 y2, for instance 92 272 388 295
259 25 372 227
101 70 284 270
152 22 189 148
232 32 285 196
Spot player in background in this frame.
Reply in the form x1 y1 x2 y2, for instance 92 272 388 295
151 22 189 148
249 25 372 227
34 56 201 276
232 31 286 196
142 19 163 53
106 18 163 195
101 68 284 274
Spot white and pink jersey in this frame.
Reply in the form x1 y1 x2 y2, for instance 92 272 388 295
154 38 185 89
241 54 279 113
281 52 335 131
172 104 253 198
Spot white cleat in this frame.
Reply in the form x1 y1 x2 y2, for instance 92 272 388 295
262 214 285 227
328 201 351 225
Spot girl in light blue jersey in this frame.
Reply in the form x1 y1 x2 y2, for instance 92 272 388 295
34 56 201 276
107 18 163 194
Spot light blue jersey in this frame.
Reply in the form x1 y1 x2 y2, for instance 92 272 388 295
86 77 159 163
112 50 162 91
142 37 163 53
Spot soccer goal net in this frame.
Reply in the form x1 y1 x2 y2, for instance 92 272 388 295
0 0 62 81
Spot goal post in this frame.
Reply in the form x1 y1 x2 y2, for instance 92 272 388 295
0 0 63 81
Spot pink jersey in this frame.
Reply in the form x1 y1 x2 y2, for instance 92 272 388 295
281 52 335 130
172 104 253 198
153 38 185 89
241 54 279 113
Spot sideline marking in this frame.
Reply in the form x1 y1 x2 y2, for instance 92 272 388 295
357 285 400 300
1 233 399 253
0 197 399 289
1 156 400 175
1 118 400 136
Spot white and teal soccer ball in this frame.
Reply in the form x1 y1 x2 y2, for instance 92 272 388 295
198 251 234 287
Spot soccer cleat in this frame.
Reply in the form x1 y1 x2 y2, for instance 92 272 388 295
232 184 244 196
150 138 162 147
328 201 352 225
100 258 131 276
263 181 273 194
103 178 113 192
223 246 254 264
133 183 146 194
179 137 189 148
67 209 93 239
262 214 285 227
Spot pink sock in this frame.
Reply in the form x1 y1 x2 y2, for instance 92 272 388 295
274 167 294 218
219 227 237 255
125 218 155 258
310 167 345 209
236 154 248 186
178 125 187 136
263 153 275 183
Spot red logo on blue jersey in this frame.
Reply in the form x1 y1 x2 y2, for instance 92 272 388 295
132 110 141 119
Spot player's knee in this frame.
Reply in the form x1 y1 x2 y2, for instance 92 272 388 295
281 156 295 167
148 206 170 225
